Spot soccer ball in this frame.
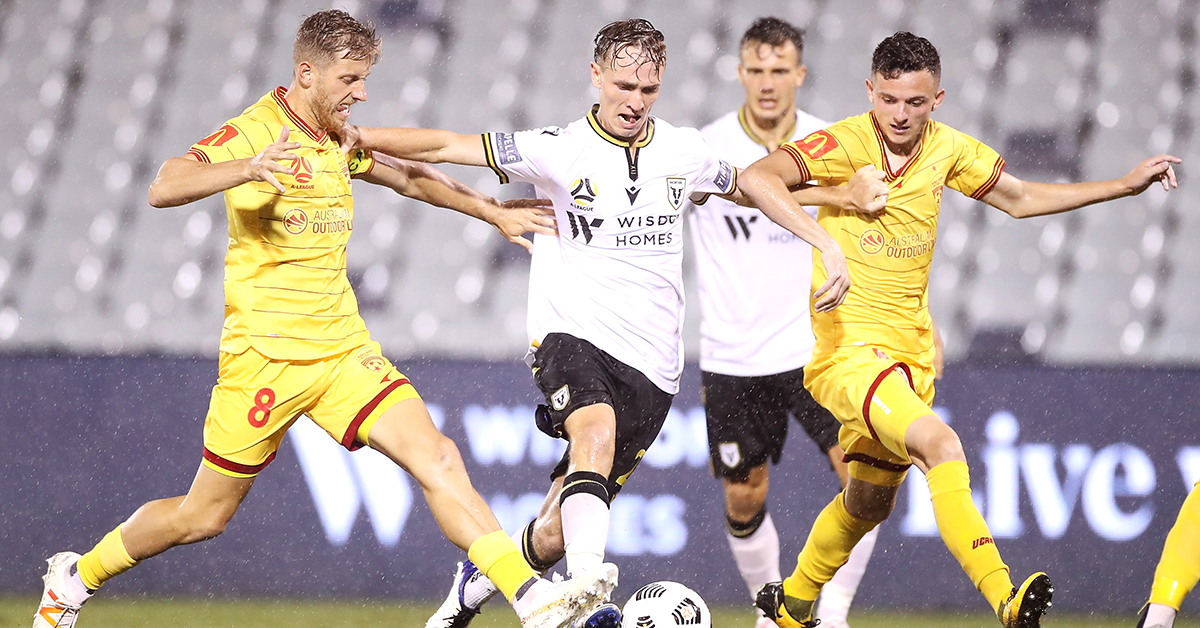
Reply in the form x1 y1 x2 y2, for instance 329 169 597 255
620 581 710 628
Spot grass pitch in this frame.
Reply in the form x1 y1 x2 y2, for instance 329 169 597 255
4 596 1196 628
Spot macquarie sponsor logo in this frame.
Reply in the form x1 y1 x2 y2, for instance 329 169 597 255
901 408 1200 542
283 208 308 235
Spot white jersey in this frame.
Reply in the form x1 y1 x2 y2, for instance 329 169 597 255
688 107 828 377
484 107 737 394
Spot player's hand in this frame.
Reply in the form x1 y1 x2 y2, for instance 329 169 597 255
846 165 889 215
246 125 301 194
337 123 363 155
1123 154 1181 194
485 198 557 253
813 243 851 313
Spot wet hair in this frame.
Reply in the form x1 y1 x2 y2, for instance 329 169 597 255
740 17 804 62
593 19 667 71
871 31 940 80
294 10 381 68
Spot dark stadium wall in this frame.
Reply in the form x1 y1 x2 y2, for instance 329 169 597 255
0 356 1197 613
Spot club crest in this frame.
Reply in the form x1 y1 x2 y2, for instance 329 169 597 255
666 177 686 210
719 442 741 468
551 384 571 411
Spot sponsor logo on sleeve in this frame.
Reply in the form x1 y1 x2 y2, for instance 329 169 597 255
666 177 686 210
494 132 522 165
714 160 734 193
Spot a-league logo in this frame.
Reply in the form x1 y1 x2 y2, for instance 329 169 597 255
571 178 598 209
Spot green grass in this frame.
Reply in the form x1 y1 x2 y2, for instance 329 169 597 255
4 596 1197 628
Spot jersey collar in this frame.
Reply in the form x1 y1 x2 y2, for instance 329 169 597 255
587 105 655 148
869 111 929 181
737 106 797 147
272 87 329 144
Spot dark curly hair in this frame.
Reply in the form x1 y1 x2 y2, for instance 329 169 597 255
594 19 666 71
871 31 940 80
294 10 381 68
740 17 804 62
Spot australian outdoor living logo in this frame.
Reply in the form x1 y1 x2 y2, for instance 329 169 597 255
858 228 935 259
284 209 308 235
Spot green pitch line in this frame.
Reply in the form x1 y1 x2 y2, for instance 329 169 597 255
3 597 1198 628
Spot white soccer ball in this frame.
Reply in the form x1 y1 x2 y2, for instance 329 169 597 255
620 581 711 628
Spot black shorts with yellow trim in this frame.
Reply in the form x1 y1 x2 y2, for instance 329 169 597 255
201 342 419 478
531 332 674 498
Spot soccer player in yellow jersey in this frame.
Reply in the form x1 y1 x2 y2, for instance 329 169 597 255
32 11 616 628
739 32 1180 628
1137 482 1200 628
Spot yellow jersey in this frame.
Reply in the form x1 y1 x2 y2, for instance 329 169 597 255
188 87 376 361
779 112 1003 372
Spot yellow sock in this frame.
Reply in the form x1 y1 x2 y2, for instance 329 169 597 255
1150 481 1200 609
926 461 1012 611
76 525 139 590
468 531 539 603
784 491 878 604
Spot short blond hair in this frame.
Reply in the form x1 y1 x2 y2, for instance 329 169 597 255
593 19 666 71
294 10 381 68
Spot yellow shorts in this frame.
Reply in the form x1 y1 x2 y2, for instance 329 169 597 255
201 342 420 478
805 346 937 487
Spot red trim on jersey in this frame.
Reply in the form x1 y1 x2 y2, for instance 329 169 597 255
187 148 211 163
780 143 813 183
271 86 328 144
972 157 1006 200
869 112 926 182
341 377 412 450
842 452 911 472
860 360 914 443
203 448 276 476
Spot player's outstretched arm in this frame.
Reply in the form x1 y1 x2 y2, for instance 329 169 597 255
340 124 489 167
362 153 555 252
148 126 300 208
983 154 1180 218
739 150 853 312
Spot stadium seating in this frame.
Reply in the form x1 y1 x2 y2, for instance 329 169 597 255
0 0 1195 367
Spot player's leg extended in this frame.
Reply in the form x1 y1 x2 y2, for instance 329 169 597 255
557 403 617 578
368 398 535 596
905 413 1017 611
1141 481 1200 628
36 466 254 628
816 445 881 628
722 464 781 602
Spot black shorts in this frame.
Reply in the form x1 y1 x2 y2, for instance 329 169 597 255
702 367 840 481
532 332 674 498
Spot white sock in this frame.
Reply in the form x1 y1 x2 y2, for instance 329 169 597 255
1145 603 1178 628
817 525 879 624
561 492 610 578
726 512 782 601
461 562 499 609
512 578 551 619
63 560 94 606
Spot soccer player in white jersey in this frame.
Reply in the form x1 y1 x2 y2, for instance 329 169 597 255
687 18 879 628
339 19 883 628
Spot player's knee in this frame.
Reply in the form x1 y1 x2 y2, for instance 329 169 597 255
906 415 966 470
722 466 768 520
178 508 235 544
565 417 616 460
424 434 468 479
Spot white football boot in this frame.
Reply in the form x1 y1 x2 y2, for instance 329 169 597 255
519 563 619 628
33 552 90 628
425 560 498 628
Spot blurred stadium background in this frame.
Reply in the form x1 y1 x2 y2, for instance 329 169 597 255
2 0 1199 624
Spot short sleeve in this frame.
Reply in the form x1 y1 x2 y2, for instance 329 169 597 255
482 127 563 186
187 119 260 164
691 135 737 197
778 127 856 186
945 130 1006 200
347 148 375 178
